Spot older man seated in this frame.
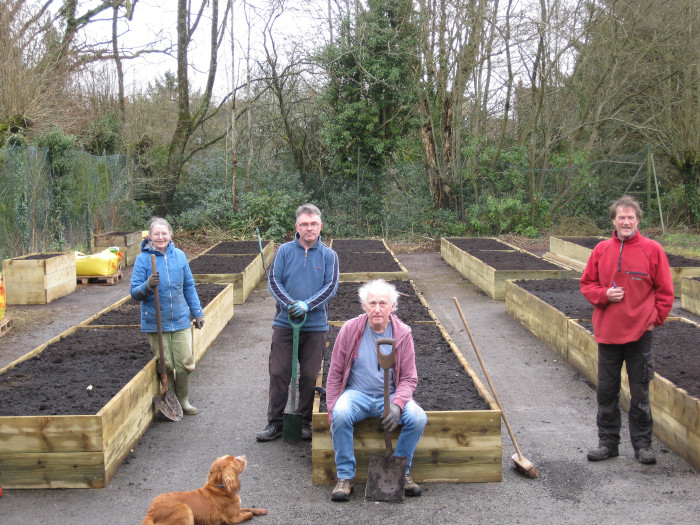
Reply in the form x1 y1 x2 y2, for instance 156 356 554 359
325 279 427 502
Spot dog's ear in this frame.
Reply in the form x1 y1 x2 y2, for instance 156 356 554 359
221 459 241 493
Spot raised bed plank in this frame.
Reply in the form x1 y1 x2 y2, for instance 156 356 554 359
681 277 700 316
2 252 77 305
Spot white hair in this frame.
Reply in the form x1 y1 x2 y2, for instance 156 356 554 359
358 279 399 309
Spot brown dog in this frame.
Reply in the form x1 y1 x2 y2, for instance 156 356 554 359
142 455 267 525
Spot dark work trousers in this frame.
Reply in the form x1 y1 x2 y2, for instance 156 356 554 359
267 326 326 426
596 331 654 450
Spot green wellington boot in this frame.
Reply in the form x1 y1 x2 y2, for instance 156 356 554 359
174 372 198 415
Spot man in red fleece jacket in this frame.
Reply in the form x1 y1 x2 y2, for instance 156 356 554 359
580 195 673 465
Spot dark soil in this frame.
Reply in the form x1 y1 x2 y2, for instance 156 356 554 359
561 237 700 267
513 278 593 319
87 283 226 326
189 254 256 274
337 251 403 272
331 239 387 252
475 250 565 270
318 323 490 412
19 253 64 260
559 237 605 249
0 327 152 416
328 280 433 323
666 253 700 267
206 241 268 254
577 320 700 400
446 237 514 251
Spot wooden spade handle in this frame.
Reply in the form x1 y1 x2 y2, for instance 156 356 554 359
151 254 167 391
376 337 396 454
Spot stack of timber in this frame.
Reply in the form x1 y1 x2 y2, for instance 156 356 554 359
92 231 142 267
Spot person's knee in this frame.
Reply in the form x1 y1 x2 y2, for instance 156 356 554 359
402 403 427 430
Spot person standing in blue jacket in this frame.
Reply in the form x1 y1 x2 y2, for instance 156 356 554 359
131 217 205 416
257 203 339 441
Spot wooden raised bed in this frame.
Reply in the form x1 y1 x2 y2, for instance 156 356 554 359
189 240 273 304
313 279 502 485
312 318 501 485
92 231 142 267
2 252 76 305
441 238 575 301
681 276 700 316
549 236 605 268
0 284 234 489
0 326 157 489
83 283 234 363
331 238 409 281
504 279 587 361
667 255 700 298
568 318 700 471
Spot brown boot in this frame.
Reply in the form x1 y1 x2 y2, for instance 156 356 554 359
404 474 422 496
331 478 354 502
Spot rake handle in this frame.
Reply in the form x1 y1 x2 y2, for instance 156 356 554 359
453 297 525 461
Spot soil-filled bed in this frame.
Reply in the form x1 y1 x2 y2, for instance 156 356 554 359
473 250 564 270
331 239 386 252
514 278 593 318
88 283 226 325
561 237 605 250
446 237 513 251
206 241 265 254
576 320 699 400
328 280 432 323
318 324 490 412
666 253 700 267
18 253 61 261
189 254 255 274
0 327 151 416
337 251 402 272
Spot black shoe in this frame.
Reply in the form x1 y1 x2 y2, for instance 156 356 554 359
587 444 619 461
256 423 282 442
302 424 312 441
634 447 656 464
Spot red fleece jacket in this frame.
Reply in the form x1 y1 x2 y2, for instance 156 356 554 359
325 313 418 425
580 230 674 344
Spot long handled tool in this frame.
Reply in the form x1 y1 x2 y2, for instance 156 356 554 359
365 337 407 503
283 313 306 441
256 227 266 272
150 254 183 422
453 298 538 478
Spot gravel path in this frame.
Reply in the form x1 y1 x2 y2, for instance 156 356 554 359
0 252 698 524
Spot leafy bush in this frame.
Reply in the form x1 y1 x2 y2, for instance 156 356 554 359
237 189 309 241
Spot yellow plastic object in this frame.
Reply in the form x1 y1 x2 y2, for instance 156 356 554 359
0 272 5 320
75 248 122 276
142 230 149 240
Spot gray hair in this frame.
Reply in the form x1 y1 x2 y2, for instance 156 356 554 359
296 203 322 222
358 279 399 309
148 217 173 237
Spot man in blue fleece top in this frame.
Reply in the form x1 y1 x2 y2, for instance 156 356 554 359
257 203 339 441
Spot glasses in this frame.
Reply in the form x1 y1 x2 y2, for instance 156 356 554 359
297 222 320 229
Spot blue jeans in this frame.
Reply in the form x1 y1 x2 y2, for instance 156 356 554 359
331 389 427 480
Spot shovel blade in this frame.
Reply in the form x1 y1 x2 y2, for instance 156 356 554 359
283 412 303 442
364 454 407 503
153 390 183 421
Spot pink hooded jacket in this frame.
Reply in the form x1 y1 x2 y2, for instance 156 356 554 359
325 313 418 425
